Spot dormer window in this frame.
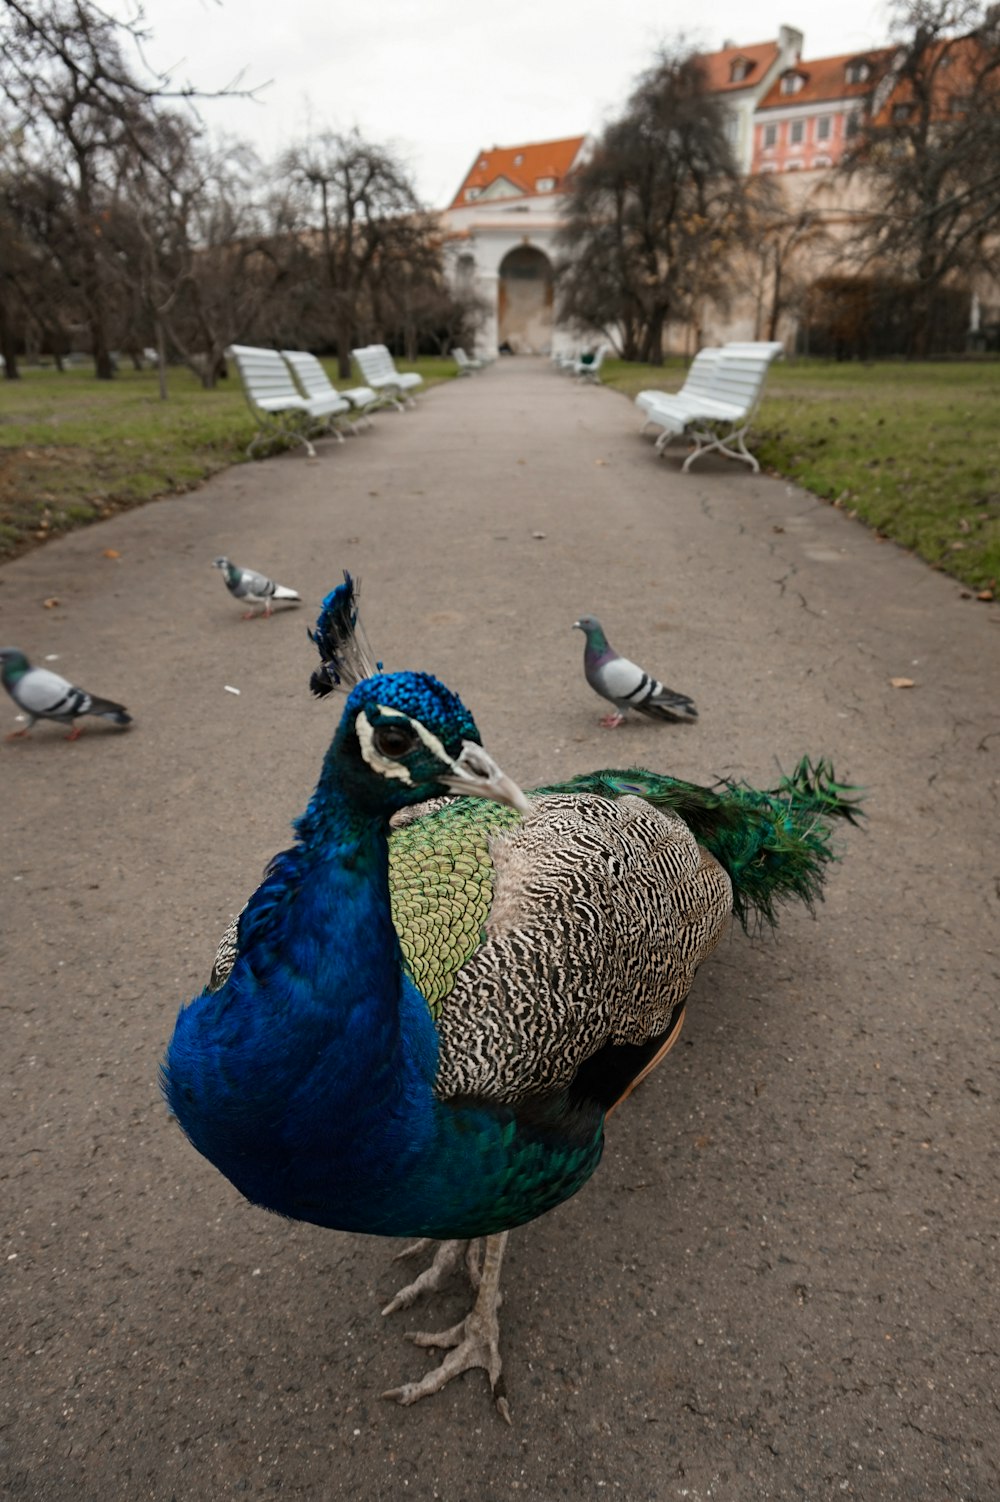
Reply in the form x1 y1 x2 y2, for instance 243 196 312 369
465 187 481 201
513 153 524 166
845 59 871 84
780 71 804 94
535 176 555 192
730 57 751 83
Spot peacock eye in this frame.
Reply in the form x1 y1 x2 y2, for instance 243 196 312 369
372 723 418 759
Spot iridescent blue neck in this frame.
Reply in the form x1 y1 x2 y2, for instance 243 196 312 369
164 751 439 1221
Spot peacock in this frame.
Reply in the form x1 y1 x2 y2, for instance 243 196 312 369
163 575 861 1419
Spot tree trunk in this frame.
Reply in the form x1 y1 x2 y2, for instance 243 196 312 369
0 294 19 379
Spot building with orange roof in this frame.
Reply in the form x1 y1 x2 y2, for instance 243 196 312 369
442 135 592 357
752 48 894 173
695 26 804 170
442 23 997 357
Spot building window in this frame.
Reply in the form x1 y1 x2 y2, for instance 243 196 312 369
892 102 913 122
465 187 481 201
845 59 870 84
816 115 832 140
949 94 970 114
780 72 804 95
535 176 555 192
813 154 832 168
845 111 862 138
725 116 739 143
763 123 778 148
513 153 524 166
730 58 750 82
785 160 803 171
790 119 804 144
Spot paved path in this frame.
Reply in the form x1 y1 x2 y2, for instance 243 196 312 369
3 359 998 1501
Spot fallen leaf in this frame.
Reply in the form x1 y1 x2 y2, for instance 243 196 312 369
772 525 784 533
102 548 120 559
595 458 607 466
889 676 915 689
223 685 241 695
42 597 59 609
977 589 995 601
531 531 546 540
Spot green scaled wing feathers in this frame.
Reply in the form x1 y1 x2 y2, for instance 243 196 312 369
389 798 520 1014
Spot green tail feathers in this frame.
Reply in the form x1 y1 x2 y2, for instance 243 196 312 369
534 759 864 931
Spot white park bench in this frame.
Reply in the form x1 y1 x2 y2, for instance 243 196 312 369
281 350 378 432
635 341 784 472
351 344 424 409
451 347 482 375
572 344 610 383
228 344 352 457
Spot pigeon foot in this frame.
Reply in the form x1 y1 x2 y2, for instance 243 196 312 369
598 712 625 729
65 725 83 741
382 1231 510 1421
4 728 30 740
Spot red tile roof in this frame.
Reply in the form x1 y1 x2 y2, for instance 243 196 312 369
449 135 586 208
696 39 782 93
757 49 893 108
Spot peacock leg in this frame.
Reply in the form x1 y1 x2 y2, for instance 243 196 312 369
381 1239 469 1315
382 1231 511 1422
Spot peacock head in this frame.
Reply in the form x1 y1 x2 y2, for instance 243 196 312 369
334 670 530 816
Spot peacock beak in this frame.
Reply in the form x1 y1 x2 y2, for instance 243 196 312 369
439 741 531 815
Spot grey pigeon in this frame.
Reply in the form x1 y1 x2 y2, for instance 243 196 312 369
0 647 132 741
573 615 698 729
213 556 301 618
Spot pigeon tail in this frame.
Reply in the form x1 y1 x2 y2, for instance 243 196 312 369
88 696 132 726
271 585 301 602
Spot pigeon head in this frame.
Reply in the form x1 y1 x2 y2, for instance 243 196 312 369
212 557 233 573
332 670 529 815
0 647 30 682
573 616 609 648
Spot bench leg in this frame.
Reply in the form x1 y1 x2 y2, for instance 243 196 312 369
680 425 759 474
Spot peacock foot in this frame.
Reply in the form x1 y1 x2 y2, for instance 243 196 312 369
381 1238 471 1315
382 1230 510 1421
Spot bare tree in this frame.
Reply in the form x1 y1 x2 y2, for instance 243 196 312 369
555 47 761 363
279 131 427 376
845 0 1000 355
0 0 262 376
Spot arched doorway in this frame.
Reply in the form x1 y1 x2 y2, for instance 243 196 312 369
498 245 554 353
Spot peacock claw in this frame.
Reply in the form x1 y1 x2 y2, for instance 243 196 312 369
382 1239 468 1315
381 1230 511 1419
382 1307 510 1422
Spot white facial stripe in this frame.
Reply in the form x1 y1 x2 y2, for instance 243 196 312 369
353 705 456 786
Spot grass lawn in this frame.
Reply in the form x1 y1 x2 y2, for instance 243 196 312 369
0 355 457 560
602 356 1000 593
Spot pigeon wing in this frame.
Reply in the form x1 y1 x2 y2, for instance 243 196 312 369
15 668 88 718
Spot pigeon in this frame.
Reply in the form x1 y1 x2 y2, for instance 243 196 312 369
213 557 301 619
573 615 698 729
0 647 132 741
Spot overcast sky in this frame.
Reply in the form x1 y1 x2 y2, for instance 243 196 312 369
123 0 894 206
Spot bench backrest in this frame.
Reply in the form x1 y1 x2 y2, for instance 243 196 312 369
352 345 398 383
701 342 783 415
282 350 332 400
679 348 725 400
229 345 301 405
